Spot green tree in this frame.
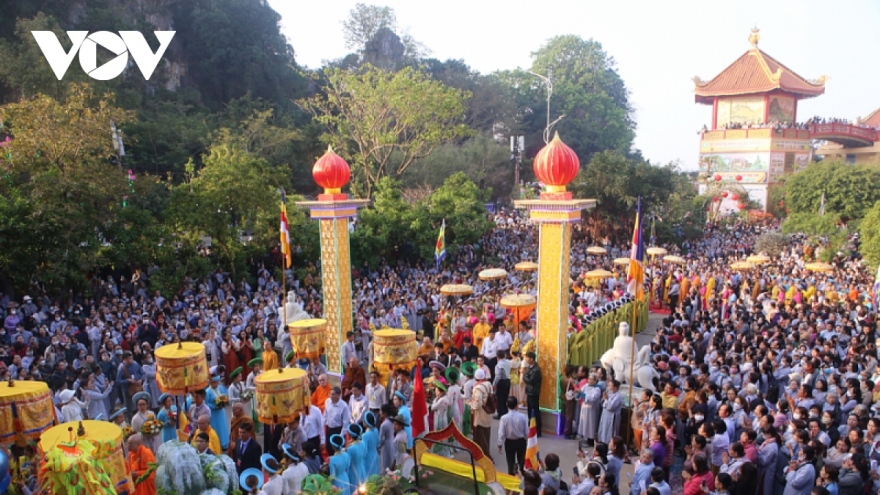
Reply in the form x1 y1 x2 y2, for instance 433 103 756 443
0 83 132 290
299 65 471 197
342 3 397 51
859 201 880 269
784 161 880 221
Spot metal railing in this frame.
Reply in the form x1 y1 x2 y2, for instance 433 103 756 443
413 438 481 495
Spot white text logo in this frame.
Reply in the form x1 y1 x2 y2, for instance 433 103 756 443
31 31 175 81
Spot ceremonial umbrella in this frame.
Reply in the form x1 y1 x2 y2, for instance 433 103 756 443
584 269 614 279
646 247 668 256
500 294 537 326
613 257 630 266
730 261 756 271
515 261 539 272
586 246 607 255
478 268 508 281
663 255 686 265
747 253 771 264
805 262 834 273
439 284 474 296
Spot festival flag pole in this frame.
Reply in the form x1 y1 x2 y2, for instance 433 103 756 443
435 219 446 271
625 198 645 450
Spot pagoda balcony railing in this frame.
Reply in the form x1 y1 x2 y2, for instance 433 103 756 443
810 123 879 143
701 128 810 141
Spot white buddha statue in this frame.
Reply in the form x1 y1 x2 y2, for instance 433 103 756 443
284 290 311 324
600 322 657 392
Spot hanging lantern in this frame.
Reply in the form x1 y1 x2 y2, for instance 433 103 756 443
714 174 722 181
532 133 580 192
735 174 743 181
731 194 739 201
712 196 719 202
721 191 729 198
738 202 746 210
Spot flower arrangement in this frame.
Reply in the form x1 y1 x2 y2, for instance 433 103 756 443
215 395 229 408
240 389 254 401
141 418 164 437
122 426 133 441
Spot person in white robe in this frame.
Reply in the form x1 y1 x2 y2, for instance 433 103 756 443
578 373 602 442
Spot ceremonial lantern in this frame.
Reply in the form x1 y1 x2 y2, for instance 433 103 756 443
735 174 743 181
154 342 209 394
721 191 728 198
731 194 739 201
533 132 580 192
312 146 351 194
288 318 327 360
254 368 309 425
514 261 539 272
39 421 132 495
0 379 56 446
714 174 722 181
372 329 418 387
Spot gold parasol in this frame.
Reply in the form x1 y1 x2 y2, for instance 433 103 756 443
747 254 771 264
584 269 614 279
255 368 309 425
586 246 607 255
646 247 668 256
613 257 630 266
288 318 327 360
663 255 686 265
439 284 474 296
0 379 56 446
478 268 508 281
730 261 756 271
500 294 537 326
514 261 539 272
805 261 834 272
373 329 418 386
155 341 209 395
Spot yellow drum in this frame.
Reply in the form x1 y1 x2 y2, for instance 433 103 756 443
39 420 133 495
288 318 327 360
155 342 209 394
0 380 56 446
372 329 418 387
255 368 309 424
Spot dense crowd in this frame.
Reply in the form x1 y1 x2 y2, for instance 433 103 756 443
4 209 880 495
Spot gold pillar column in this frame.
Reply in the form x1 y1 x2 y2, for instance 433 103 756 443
515 199 594 421
296 199 368 374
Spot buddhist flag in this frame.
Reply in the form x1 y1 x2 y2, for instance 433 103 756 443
411 364 429 439
524 417 539 470
280 191 291 269
627 197 646 300
435 219 446 268
873 263 880 311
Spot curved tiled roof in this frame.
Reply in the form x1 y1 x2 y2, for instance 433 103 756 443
694 46 825 104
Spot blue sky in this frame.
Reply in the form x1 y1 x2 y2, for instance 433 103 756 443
270 0 880 170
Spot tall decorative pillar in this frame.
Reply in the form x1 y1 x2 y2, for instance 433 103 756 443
296 147 369 373
514 133 594 431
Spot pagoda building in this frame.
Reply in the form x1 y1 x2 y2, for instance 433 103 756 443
694 28 825 209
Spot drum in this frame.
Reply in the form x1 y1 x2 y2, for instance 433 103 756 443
154 342 210 394
372 329 418 387
39 420 133 495
255 368 309 424
0 380 56 446
288 319 327 360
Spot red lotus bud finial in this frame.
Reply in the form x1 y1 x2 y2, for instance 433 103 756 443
312 146 351 194
533 132 580 192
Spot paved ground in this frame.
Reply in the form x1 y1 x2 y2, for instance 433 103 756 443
446 313 663 493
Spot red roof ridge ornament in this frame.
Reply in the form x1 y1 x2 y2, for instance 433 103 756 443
533 132 580 199
312 145 351 197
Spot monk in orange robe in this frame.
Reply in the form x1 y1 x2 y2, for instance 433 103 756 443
310 374 331 412
262 339 279 372
127 434 156 495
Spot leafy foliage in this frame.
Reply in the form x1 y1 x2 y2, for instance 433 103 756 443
755 232 791 257
859 201 880 269
300 65 472 197
783 161 880 221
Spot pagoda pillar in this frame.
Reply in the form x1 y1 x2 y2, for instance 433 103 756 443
514 134 595 432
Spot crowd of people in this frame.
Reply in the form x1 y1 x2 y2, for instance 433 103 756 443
701 116 880 134
5 207 880 495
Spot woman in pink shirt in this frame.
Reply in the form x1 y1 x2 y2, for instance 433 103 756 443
741 430 759 463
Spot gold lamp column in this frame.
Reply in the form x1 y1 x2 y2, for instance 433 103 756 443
296 147 368 373
514 133 595 431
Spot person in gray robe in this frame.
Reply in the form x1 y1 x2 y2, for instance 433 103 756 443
379 404 397 473
577 373 602 442
757 434 779 495
597 379 622 444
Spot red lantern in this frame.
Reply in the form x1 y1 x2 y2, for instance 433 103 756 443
533 132 580 189
721 191 729 198
735 174 743 181
712 196 719 202
714 174 722 182
731 194 739 201
312 146 351 192
737 202 746 210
